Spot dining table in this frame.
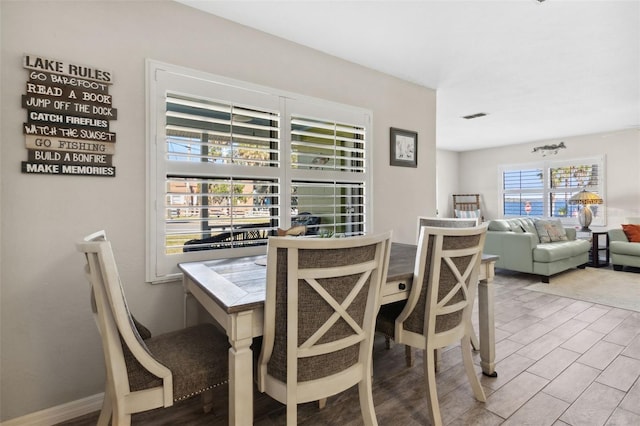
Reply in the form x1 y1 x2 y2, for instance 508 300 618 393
179 242 499 426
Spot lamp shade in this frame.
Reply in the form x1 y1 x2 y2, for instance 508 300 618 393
569 189 603 205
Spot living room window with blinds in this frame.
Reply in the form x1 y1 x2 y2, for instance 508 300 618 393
147 61 372 282
500 156 605 224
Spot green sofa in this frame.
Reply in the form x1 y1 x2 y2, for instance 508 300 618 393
608 218 640 270
484 217 590 283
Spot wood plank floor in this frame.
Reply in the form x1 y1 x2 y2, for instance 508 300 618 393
58 268 640 425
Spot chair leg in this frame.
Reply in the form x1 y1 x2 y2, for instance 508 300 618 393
286 402 297 425
358 373 378 426
384 335 391 349
318 398 327 409
97 391 112 426
202 389 214 413
110 387 132 426
461 335 486 402
470 329 479 351
405 345 414 367
423 347 442 426
113 409 132 426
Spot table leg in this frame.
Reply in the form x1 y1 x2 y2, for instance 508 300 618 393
228 310 255 426
478 262 497 377
183 291 198 328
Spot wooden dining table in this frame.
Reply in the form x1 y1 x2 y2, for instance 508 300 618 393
179 243 499 426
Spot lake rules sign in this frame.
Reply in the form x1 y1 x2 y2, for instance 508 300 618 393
21 55 117 177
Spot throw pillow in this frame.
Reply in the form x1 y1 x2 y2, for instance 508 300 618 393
534 219 568 243
455 209 481 219
547 222 569 242
622 224 640 242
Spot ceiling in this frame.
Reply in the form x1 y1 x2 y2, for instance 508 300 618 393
178 0 640 151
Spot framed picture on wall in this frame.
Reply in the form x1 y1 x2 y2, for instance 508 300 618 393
390 127 418 167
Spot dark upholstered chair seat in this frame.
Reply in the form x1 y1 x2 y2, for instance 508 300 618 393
125 323 229 401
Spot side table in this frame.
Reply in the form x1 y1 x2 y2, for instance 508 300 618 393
589 231 609 268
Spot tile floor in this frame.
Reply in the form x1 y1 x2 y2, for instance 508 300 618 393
58 268 640 425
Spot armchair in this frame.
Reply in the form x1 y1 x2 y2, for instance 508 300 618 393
609 218 640 270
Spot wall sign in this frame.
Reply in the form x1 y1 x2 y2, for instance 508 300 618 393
21 54 117 177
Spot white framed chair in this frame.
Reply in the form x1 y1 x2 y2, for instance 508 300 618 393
77 231 229 425
257 232 392 425
419 217 481 356
379 217 481 367
376 224 488 426
452 193 483 222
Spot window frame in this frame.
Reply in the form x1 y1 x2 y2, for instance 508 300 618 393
499 155 606 226
146 60 373 283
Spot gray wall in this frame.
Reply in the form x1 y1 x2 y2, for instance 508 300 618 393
0 1 437 420
436 149 460 218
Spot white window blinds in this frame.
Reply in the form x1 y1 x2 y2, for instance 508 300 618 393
502 167 544 216
290 116 365 173
166 94 280 167
147 61 372 282
499 156 605 223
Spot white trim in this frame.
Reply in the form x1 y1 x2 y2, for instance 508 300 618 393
1 393 103 426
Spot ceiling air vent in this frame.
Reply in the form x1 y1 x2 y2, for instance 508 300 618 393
462 112 488 120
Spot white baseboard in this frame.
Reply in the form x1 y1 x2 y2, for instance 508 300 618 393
1 393 103 426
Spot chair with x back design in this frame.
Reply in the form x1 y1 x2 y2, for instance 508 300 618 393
257 232 392 425
376 224 488 426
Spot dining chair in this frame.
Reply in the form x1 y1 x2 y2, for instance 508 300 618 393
452 193 484 222
257 232 392 425
376 224 488 426
379 216 481 368
419 217 481 357
77 230 229 426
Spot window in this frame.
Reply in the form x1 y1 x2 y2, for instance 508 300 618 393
289 113 367 237
147 61 372 282
500 156 605 225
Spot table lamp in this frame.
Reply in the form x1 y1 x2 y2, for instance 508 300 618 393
569 189 603 231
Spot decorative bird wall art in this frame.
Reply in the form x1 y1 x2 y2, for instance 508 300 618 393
532 141 566 156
